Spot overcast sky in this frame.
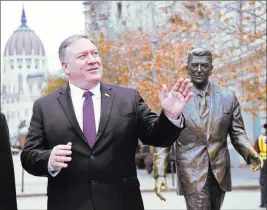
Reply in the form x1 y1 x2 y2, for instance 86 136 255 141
1 1 85 73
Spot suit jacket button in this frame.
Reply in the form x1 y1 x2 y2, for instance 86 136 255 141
91 180 96 185
90 155 95 160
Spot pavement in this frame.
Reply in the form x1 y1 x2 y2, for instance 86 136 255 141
12 154 261 197
13 154 265 210
17 190 265 210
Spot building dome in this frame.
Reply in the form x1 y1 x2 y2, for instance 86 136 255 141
4 7 45 56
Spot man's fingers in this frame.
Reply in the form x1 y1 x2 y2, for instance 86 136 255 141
55 156 72 163
55 149 72 156
184 92 194 103
55 144 72 150
163 182 169 191
156 188 166 201
178 79 190 93
252 166 259 171
160 182 169 191
52 162 68 168
252 164 260 172
182 82 193 97
161 84 168 99
171 78 184 92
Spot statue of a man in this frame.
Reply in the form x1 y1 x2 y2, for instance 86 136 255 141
153 48 263 210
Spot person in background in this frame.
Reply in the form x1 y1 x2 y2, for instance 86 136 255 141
0 113 18 210
153 48 264 210
254 123 267 208
20 34 193 210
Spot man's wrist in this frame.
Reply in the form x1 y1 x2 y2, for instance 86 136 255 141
163 110 180 120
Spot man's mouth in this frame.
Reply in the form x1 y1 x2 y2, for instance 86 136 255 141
87 67 98 72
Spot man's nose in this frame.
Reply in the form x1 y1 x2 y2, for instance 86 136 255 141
85 55 97 64
197 64 201 72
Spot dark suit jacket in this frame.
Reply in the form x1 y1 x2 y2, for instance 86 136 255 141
20 83 183 210
0 113 18 210
154 82 259 195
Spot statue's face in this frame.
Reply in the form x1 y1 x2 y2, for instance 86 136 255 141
186 55 213 87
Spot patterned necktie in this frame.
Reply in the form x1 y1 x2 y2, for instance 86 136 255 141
83 91 96 147
199 93 209 119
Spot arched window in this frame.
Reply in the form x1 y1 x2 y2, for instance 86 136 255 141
17 58 23 68
26 59 31 68
35 59 39 69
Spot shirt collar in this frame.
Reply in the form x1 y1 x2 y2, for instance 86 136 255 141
69 81 101 98
192 81 212 96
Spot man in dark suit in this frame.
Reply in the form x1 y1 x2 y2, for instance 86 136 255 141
153 48 263 210
0 113 18 210
20 34 193 210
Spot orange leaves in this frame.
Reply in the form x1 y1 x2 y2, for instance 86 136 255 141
217 12 223 20
212 53 220 59
224 17 230 23
42 77 68 95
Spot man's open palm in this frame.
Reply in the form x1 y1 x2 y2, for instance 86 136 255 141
160 78 193 119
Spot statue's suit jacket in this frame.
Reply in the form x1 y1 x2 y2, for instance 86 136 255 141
154 82 258 195
20 83 183 210
0 113 18 210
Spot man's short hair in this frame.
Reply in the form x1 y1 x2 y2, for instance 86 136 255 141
264 123 267 129
58 34 96 63
187 48 213 64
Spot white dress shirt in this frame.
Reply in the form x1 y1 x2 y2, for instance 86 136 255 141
69 82 101 133
48 81 101 176
48 81 183 176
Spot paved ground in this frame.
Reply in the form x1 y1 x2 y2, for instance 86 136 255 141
13 153 264 209
17 190 264 210
13 154 260 196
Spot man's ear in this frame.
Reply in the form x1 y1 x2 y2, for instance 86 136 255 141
62 62 70 76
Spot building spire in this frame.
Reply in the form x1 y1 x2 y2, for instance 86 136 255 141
21 3 27 26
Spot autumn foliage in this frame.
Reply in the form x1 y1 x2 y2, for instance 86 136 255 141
42 1 266 116
98 21 193 113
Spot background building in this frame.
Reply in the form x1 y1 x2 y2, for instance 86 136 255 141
1 7 48 144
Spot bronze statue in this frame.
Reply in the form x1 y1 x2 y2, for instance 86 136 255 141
153 48 264 210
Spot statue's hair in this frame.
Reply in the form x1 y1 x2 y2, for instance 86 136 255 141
187 48 212 63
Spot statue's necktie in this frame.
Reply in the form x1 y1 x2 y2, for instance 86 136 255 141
83 91 96 147
199 93 209 119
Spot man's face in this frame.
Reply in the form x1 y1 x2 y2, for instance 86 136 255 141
186 55 213 87
62 38 103 89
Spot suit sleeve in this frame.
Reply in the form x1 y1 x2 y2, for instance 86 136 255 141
20 101 52 176
254 139 260 153
153 146 171 178
136 90 184 147
228 93 258 164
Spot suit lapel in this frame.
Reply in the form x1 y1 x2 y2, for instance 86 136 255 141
95 83 115 143
207 83 222 140
57 84 89 147
183 97 199 128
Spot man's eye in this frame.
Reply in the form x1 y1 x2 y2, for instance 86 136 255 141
78 55 86 59
191 64 198 68
94 52 98 55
